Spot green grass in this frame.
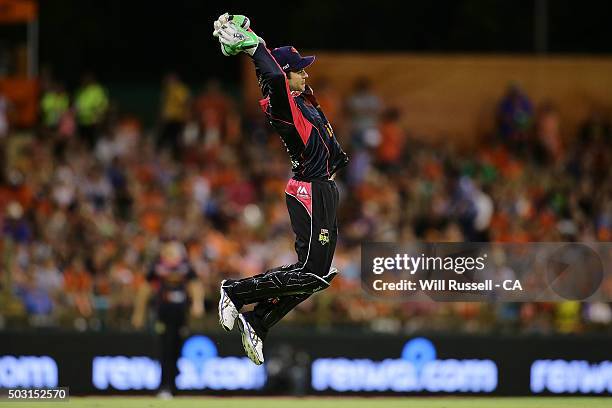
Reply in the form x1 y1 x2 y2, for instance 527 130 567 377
2 397 610 408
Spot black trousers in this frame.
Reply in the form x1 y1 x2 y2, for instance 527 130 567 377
224 178 339 339
157 304 186 394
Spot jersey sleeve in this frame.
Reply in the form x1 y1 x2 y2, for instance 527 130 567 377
251 43 312 144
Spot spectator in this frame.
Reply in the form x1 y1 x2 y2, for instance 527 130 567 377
0 72 610 336
34 257 64 297
193 79 232 149
158 73 190 159
375 107 406 172
311 77 344 135
535 101 563 163
14 269 54 317
63 258 93 318
40 82 70 131
346 77 382 149
497 82 534 153
578 107 611 144
75 74 109 149
2 201 31 244
0 91 9 139
41 82 73 160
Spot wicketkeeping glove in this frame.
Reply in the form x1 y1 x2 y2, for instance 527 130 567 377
213 13 240 56
212 13 261 56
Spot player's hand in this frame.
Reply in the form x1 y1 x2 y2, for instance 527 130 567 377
212 13 231 40
131 312 145 330
190 302 204 319
213 13 261 56
213 13 238 56
212 12 238 34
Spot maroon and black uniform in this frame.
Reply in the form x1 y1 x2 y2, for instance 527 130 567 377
147 256 196 394
223 43 348 339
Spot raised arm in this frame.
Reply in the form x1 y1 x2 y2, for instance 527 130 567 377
213 14 312 143
252 44 311 131
252 44 292 120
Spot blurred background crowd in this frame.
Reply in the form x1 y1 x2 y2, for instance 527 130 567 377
1 69 611 335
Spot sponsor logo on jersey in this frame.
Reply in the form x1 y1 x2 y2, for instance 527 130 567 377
319 229 329 245
297 185 309 198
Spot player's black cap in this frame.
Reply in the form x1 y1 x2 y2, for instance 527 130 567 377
271 46 315 73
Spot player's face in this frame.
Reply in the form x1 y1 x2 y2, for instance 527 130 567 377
288 69 308 92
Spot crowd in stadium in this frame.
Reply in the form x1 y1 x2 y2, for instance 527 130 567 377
0 72 611 334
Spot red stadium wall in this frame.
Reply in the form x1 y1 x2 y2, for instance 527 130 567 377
243 53 612 146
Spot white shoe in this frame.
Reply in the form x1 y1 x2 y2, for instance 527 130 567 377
156 389 173 399
218 280 239 331
237 314 264 365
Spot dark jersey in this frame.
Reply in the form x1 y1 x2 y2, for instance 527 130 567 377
252 44 349 181
146 257 196 308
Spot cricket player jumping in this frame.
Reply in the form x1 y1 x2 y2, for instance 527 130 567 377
213 13 349 365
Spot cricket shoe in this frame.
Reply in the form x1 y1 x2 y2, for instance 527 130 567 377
237 314 264 365
218 280 239 331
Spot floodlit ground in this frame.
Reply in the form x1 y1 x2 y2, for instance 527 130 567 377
2 397 609 408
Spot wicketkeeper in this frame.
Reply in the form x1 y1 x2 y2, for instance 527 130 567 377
213 13 349 365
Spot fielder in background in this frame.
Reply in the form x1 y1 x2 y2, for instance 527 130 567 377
213 13 349 365
132 240 204 398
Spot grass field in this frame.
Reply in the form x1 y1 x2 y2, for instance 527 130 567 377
2 397 609 408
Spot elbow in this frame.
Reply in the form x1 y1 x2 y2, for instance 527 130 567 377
270 71 286 83
270 72 288 93
263 72 288 96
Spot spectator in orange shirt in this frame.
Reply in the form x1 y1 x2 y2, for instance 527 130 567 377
63 258 93 317
311 77 344 136
535 101 563 163
376 108 406 172
193 79 232 150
